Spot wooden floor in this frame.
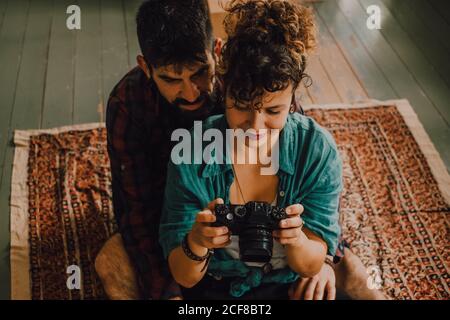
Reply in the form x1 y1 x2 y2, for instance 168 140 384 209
0 0 449 299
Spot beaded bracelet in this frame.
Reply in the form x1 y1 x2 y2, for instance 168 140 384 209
181 233 214 272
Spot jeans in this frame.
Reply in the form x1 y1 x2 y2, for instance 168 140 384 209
181 274 291 300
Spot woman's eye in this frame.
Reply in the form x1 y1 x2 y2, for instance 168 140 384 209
267 109 280 115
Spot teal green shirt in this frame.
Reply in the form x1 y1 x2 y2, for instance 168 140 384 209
159 113 343 297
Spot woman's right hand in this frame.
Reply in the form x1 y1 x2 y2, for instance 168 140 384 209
188 198 232 253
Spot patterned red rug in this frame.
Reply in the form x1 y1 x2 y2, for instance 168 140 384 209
10 99 449 299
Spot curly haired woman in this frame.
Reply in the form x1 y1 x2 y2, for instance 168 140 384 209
159 0 384 299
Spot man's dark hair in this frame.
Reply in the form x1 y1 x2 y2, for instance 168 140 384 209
136 0 214 70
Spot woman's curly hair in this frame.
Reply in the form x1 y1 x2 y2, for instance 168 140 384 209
217 0 316 109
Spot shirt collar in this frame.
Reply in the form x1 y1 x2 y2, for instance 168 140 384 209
200 115 296 178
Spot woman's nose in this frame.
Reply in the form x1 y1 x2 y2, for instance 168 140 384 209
248 111 266 130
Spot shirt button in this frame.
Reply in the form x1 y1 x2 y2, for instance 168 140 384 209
279 190 285 197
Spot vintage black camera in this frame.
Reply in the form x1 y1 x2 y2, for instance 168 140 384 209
213 201 287 263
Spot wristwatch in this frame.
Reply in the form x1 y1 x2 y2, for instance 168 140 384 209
181 233 214 272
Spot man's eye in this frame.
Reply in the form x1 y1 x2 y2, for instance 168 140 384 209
192 69 208 80
161 77 180 83
197 68 208 75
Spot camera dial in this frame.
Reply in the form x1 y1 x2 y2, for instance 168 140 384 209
234 205 247 218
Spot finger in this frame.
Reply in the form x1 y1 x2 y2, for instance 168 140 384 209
285 204 304 216
201 226 229 237
288 283 294 299
326 281 336 300
292 278 309 300
207 198 224 211
273 227 302 239
279 216 302 229
206 234 231 247
303 277 319 300
196 210 216 223
313 279 326 300
275 236 301 245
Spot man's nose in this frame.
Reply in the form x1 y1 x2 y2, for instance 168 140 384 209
181 81 200 103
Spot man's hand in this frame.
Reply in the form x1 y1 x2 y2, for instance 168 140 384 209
188 198 231 254
288 263 336 300
272 204 306 247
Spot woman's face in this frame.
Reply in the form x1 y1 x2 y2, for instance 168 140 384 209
225 84 293 136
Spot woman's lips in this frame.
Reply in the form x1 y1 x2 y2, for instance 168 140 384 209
246 130 267 141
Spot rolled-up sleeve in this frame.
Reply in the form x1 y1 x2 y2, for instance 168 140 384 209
300 138 343 256
159 161 203 259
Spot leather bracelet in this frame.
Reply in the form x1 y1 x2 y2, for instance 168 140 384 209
324 255 334 267
182 233 214 272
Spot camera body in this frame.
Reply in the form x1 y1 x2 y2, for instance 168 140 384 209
213 201 287 263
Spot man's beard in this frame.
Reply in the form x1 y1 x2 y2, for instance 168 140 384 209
148 77 214 113
149 78 221 131
171 92 209 109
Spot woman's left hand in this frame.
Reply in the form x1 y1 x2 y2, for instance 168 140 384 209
288 262 336 300
272 203 305 247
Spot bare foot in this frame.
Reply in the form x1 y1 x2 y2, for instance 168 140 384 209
95 233 141 300
334 248 388 300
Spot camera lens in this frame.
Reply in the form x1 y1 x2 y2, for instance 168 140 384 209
239 227 273 263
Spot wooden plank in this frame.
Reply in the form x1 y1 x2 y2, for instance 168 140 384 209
211 12 228 40
100 0 129 119
123 0 142 69
313 8 368 103
208 0 225 13
428 0 450 25
381 0 450 89
73 0 103 124
408 0 450 54
0 0 30 301
0 0 7 33
335 0 450 172
314 1 398 101
0 0 29 181
10 0 54 131
41 0 77 128
296 85 313 106
360 0 450 125
304 53 342 104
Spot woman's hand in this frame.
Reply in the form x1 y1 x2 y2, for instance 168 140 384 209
273 203 327 277
272 203 306 247
168 198 231 289
288 262 336 300
188 198 232 253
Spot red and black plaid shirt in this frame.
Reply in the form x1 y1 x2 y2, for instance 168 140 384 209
106 67 221 299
